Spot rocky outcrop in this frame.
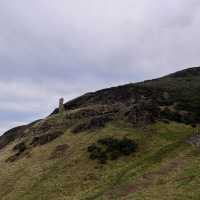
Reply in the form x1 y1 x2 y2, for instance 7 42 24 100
72 115 113 133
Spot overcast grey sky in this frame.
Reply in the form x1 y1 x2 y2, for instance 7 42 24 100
0 0 200 134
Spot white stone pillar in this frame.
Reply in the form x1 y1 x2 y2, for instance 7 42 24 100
59 98 64 114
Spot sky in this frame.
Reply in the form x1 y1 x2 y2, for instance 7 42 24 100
0 0 200 134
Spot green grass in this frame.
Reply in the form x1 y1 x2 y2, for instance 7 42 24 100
0 121 199 200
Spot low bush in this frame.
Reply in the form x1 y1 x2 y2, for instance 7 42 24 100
6 141 28 162
87 137 137 164
161 108 199 125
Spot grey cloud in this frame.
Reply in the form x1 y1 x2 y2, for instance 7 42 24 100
0 0 200 134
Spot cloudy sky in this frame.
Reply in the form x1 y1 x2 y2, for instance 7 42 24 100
0 0 200 134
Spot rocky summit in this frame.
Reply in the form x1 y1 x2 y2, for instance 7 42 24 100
1 67 200 200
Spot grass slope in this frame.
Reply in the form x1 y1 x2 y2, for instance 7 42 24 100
0 119 199 200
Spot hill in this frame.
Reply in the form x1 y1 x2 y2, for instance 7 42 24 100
1 67 200 199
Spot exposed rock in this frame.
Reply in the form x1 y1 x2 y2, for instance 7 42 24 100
125 100 160 125
72 115 113 133
31 131 64 146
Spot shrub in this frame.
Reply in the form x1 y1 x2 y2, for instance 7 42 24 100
161 108 199 125
13 142 27 154
6 141 28 162
87 137 137 164
160 108 181 122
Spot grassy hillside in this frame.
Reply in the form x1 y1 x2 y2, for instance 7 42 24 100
1 67 200 199
0 114 199 200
